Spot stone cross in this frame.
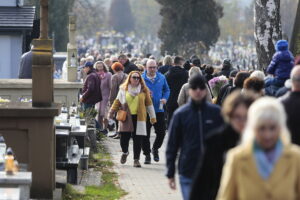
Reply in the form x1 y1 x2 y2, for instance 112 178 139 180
67 14 78 82
31 0 54 106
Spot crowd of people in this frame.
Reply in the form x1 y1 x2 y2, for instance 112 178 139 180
209 39 258 71
78 38 300 200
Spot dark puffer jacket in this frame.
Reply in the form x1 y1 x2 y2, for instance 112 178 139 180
267 50 294 80
82 69 102 104
166 100 224 179
165 66 189 108
123 60 138 74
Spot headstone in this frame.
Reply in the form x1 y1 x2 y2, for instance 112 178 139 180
0 188 20 200
0 171 32 200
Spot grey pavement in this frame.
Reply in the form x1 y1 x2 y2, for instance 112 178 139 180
105 131 182 200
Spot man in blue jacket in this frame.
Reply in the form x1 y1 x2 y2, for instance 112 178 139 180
166 74 223 200
142 59 170 164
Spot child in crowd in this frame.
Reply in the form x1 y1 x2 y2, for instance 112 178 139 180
265 40 294 88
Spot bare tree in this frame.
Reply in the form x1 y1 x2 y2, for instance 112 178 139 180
255 0 282 70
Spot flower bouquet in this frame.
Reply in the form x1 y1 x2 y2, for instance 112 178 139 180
208 75 228 98
0 97 10 103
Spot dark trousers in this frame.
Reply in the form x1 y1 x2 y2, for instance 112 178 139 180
120 115 143 160
142 112 166 155
167 105 178 127
83 103 94 110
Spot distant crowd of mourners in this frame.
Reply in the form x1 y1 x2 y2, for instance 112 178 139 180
75 39 300 200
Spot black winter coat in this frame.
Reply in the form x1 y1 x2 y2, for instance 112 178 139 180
158 65 172 75
166 100 224 179
123 60 138 74
281 92 300 145
165 66 189 109
217 67 233 78
189 124 240 200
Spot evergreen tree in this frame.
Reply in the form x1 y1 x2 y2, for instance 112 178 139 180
156 0 223 56
108 0 135 34
49 0 75 51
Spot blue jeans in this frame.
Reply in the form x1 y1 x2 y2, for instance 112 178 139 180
179 175 193 200
265 77 285 88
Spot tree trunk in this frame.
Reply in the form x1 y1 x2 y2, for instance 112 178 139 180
255 0 282 70
290 1 300 56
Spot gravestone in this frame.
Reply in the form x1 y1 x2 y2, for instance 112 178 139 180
0 0 60 198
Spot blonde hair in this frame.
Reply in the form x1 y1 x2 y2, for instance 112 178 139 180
250 70 265 81
163 55 173 66
242 97 291 145
189 66 202 77
136 64 145 72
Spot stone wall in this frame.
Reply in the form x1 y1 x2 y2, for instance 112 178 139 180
0 79 82 106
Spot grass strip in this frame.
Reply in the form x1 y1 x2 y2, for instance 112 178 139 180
62 138 127 200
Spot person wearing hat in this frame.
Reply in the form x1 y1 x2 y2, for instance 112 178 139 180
265 40 294 89
217 59 233 78
80 61 102 110
166 74 224 200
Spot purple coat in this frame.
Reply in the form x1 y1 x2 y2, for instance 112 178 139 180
97 72 112 116
82 69 102 104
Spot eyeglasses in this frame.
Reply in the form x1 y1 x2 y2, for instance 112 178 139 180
131 76 141 80
190 85 206 90
148 66 157 69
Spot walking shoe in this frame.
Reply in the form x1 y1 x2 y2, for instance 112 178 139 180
113 133 120 139
108 132 118 138
120 152 129 164
133 160 141 168
152 149 159 162
101 129 108 135
144 155 151 164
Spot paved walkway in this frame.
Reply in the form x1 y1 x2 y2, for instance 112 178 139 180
105 132 182 200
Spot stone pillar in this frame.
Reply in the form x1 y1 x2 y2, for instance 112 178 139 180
291 2 300 56
32 0 53 107
67 14 78 82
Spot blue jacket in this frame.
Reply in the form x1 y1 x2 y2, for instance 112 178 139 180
142 71 170 113
166 100 224 178
267 50 294 80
